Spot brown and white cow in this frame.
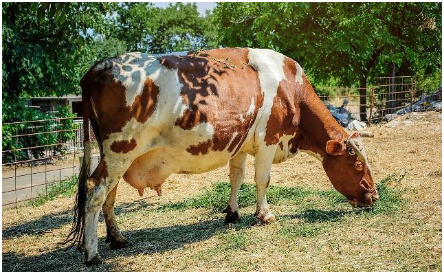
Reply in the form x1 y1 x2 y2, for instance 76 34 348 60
65 48 378 265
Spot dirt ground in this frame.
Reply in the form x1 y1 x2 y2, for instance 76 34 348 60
2 111 442 271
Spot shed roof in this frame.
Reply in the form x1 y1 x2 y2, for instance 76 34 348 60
30 94 81 101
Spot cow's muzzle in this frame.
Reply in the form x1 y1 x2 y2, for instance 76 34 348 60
348 190 379 208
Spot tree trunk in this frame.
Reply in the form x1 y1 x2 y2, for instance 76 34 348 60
359 76 367 122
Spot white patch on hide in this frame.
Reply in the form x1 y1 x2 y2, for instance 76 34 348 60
247 97 255 116
227 132 239 148
295 61 304 85
247 48 286 153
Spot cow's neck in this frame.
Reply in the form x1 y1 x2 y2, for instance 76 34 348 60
296 88 346 159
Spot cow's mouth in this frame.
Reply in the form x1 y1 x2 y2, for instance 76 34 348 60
348 192 379 208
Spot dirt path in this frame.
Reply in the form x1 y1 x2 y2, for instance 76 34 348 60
2 155 100 207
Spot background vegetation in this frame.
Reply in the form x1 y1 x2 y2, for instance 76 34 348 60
2 2 442 123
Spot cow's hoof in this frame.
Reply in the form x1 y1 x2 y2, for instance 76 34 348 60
85 254 102 266
109 238 132 250
254 212 276 225
224 211 240 224
223 206 240 224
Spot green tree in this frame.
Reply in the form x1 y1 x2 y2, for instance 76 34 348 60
111 2 216 53
2 2 117 122
214 2 442 120
149 2 213 53
113 2 157 52
2 3 115 100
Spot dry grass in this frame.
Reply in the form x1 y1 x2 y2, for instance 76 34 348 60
2 111 442 271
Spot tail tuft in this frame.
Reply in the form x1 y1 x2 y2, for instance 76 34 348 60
63 144 90 246
63 77 92 247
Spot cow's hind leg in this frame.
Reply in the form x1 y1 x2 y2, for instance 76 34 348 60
253 147 276 224
83 179 108 265
103 184 131 249
83 159 129 265
223 152 247 223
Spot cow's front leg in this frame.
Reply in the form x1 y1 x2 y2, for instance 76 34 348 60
254 146 276 224
103 184 131 249
223 152 247 223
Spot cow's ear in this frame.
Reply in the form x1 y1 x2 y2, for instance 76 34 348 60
326 140 346 155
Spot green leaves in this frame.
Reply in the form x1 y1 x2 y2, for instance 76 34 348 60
213 2 442 87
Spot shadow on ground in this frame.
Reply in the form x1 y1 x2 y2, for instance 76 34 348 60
2 199 155 240
2 203 355 271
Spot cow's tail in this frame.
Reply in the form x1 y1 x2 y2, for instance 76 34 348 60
63 76 92 247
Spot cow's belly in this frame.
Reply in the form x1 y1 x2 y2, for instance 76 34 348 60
123 147 233 194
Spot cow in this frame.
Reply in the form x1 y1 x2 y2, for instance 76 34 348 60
64 48 378 265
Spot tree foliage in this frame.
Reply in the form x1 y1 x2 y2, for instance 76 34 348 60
2 2 116 101
214 2 442 86
2 2 214 123
112 2 216 53
2 2 441 123
214 2 441 120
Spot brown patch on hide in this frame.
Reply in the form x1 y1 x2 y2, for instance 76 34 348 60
91 160 109 186
132 78 160 123
110 139 137 153
158 48 263 154
264 57 301 146
186 140 212 155
85 63 160 142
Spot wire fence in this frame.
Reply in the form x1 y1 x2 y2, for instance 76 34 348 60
318 75 441 125
2 117 98 208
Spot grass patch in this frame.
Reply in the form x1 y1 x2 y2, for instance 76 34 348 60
159 174 406 217
219 230 248 250
363 173 406 215
158 183 319 212
28 175 77 207
279 223 325 237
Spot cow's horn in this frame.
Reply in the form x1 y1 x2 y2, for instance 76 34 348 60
346 134 372 172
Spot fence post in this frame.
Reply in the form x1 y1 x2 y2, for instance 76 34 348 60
369 88 375 126
410 78 414 112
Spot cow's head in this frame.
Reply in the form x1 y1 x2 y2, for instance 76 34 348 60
322 133 379 207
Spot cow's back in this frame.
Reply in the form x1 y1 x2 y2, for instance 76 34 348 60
83 48 301 192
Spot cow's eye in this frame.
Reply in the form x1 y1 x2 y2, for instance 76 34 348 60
347 146 355 155
354 161 364 171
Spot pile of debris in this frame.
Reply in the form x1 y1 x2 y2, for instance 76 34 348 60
384 86 442 122
324 98 370 135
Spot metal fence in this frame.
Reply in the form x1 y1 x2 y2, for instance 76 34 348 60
2 117 98 208
317 76 437 124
